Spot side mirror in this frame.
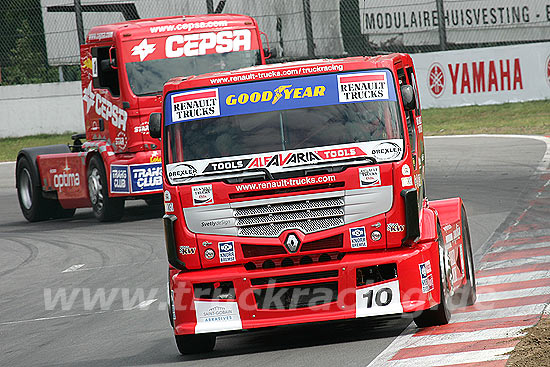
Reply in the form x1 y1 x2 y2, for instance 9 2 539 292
400 85 416 111
149 113 162 139
263 47 277 59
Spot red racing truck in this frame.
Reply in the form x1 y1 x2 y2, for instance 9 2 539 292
150 55 477 354
16 14 268 222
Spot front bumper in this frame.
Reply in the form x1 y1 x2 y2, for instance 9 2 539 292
171 240 440 335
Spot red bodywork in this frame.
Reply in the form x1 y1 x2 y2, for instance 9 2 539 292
36 15 265 209
161 55 470 335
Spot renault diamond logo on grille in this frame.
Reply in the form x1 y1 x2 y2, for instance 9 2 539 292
284 233 300 253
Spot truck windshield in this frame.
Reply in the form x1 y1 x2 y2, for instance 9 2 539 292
166 100 402 164
126 50 260 96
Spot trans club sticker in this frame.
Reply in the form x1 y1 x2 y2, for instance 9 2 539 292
359 166 380 187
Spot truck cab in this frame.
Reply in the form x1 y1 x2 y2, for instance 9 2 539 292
156 55 477 354
16 14 266 222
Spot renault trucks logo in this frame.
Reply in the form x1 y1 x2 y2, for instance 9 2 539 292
284 233 300 253
337 72 388 102
171 89 220 122
428 63 445 98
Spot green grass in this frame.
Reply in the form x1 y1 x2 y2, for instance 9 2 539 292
0 133 74 162
0 100 548 162
422 99 550 136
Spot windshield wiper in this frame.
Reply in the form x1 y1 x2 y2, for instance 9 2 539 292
197 167 274 184
297 156 377 176
139 91 162 96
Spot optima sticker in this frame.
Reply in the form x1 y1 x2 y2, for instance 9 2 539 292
171 89 220 123
338 72 388 102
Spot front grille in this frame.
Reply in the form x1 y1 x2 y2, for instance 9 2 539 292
244 251 345 271
251 270 339 286
241 244 287 258
356 263 398 287
301 234 343 252
234 197 345 237
253 281 338 309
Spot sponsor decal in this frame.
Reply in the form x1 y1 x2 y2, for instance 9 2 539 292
194 301 242 333
350 226 368 248
134 120 150 135
167 163 197 183
419 260 434 293
53 161 80 191
150 151 161 163
88 32 113 41
234 175 337 192
165 29 251 58
428 63 445 98
179 245 197 255
131 39 156 61
201 219 231 227
110 165 129 193
401 164 411 176
546 55 550 87
359 166 381 187
164 190 171 202
371 141 402 160
317 147 366 160
218 241 236 263
445 233 454 245
171 89 220 123
401 176 413 187
414 173 423 189
49 168 57 174
192 185 214 205
82 82 128 131
337 72 388 102
164 202 174 212
202 241 213 247
149 20 229 34
387 223 405 233
356 280 403 318
415 115 423 133
204 158 251 173
204 248 215 260
453 223 461 241
115 131 127 150
130 163 163 193
225 84 326 106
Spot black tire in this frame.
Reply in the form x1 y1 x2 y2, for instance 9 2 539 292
175 334 216 355
87 155 124 222
455 206 477 306
414 221 452 327
16 156 50 222
50 201 76 219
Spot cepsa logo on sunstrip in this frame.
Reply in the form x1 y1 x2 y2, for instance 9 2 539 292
225 84 326 106
171 89 220 122
337 72 388 102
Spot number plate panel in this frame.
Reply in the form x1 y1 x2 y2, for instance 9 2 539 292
356 280 403 318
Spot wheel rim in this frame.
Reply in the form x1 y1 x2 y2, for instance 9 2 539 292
88 167 104 211
19 168 33 210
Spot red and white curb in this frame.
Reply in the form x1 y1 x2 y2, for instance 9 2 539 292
368 135 550 367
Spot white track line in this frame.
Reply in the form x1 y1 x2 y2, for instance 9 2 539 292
399 326 526 347
477 286 550 303
383 347 513 367
62 264 85 273
451 304 547 323
476 270 550 286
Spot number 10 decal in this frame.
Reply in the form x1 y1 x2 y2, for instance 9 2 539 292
356 280 404 318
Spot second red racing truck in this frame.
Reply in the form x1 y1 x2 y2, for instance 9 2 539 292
16 14 268 222
151 54 477 353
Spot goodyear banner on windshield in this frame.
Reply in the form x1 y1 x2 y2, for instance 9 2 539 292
165 70 397 126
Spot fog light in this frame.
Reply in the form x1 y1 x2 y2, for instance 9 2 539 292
371 230 382 241
204 248 215 260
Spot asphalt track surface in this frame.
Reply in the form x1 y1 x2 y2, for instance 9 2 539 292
0 135 546 367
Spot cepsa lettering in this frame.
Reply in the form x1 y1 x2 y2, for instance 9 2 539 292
225 84 326 106
94 93 128 131
165 29 251 58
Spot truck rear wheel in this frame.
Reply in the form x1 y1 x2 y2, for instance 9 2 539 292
455 206 477 306
87 155 124 222
175 334 216 354
413 222 452 327
16 156 49 222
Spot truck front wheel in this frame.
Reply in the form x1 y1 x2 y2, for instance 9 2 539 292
87 156 124 222
413 222 452 327
16 156 49 222
175 334 216 354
